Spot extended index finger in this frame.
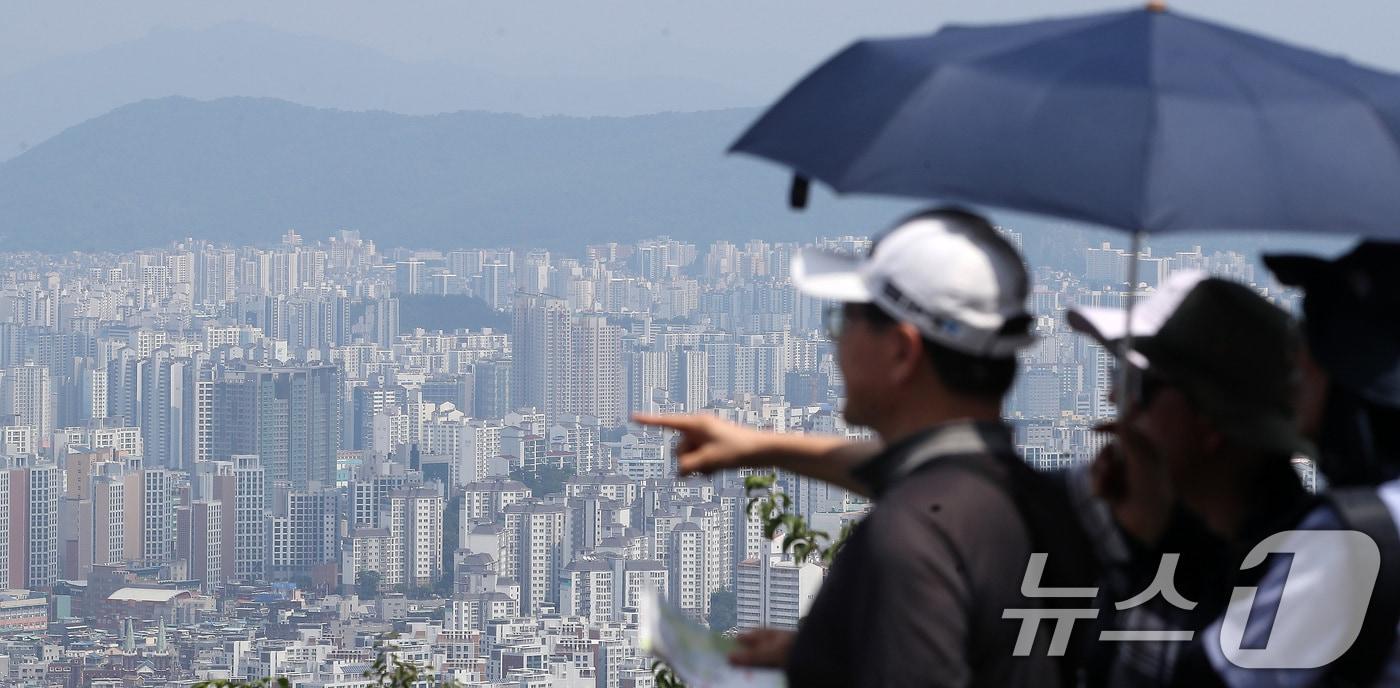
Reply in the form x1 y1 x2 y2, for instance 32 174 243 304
631 412 705 432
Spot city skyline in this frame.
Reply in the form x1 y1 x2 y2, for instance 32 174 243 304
0 0 1388 684
0 220 1307 685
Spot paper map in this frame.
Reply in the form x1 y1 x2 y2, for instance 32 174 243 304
639 587 786 688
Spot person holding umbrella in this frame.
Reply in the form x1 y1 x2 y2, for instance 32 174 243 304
639 207 1094 688
705 4 1400 685
1168 241 1400 687
644 268 1326 686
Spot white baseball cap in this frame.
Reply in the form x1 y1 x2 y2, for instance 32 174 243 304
1066 269 1209 368
791 209 1034 358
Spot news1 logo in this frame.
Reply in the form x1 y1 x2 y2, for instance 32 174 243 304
1004 531 1381 669
1219 530 1378 669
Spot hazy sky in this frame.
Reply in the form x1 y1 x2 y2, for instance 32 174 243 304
5 0 1400 101
0 0 1368 254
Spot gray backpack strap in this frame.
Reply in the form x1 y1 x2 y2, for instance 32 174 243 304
1325 487 1400 686
914 452 1097 687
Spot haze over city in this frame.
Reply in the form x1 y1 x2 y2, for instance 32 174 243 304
0 2 1389 687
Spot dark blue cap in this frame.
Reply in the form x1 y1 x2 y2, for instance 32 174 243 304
1265 241 1400 409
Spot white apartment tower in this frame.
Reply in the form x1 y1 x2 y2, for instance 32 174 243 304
511 293 573 423
386 486 443 589
26 463 59 589
668 522 709 622
736 544 826 630
141 468 175 566
233 455 266 581
3 363 53 442
504 501 566 615
570 314 624 427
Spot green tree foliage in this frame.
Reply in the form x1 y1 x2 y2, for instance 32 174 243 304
193 680 290 688
362 654 460 687
510 464 575 496
653 473 854 688
707 588 738 633
652 660 686 688
356 569 383 600
290 573 315 592
194 652 461 688
743 474 851 565
436 495 462 596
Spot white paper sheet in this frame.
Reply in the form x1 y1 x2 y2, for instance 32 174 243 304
639 587 786 688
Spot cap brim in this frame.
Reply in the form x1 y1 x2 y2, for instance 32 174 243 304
1066 270 1210 369
1262 254 1330 287
1067 307 1152 369
790 248 872 302
1067 306 1135 346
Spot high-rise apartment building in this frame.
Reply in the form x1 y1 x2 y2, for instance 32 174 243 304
570 315 623 427
139 349 211 470
176 500 223 591
14 462 59 590
233 455 266 582
141 468 176 567
736 546 826 630
386 486 443 589
351 383 406 451
511 293 573 423
2 363 53 443
668 522 709 622
503 501 566 615
213 362 340 496
267 485 338 581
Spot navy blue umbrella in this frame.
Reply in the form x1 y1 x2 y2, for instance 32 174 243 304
732 4 1400 238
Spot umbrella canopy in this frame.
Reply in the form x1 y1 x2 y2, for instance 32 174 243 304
732 5 1400 238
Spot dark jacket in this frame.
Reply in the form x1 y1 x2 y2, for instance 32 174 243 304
785 420 1086 688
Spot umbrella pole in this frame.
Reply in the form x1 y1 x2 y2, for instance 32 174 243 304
1116 231 1145 419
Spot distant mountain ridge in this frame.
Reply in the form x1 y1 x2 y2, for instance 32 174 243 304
0 96 1351 260
0 21 759 162
0 96 913 252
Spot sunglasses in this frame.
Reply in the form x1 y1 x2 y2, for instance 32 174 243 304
822 303 892 340
821 304 847 340
1110 360 1169 410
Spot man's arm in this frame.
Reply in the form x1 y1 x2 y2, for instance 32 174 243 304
632 413 882 496
759 432 881 495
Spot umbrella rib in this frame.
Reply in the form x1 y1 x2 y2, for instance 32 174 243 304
1215 59 1292 228
831 64 949 191
834 11 1139 193
1136 15 1160 234
957 10 1144 73
1192 22 1400 189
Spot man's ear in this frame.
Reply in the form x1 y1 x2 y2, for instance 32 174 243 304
888 322 925 385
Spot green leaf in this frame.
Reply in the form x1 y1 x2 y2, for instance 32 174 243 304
762 517 781 539
744 474 776 493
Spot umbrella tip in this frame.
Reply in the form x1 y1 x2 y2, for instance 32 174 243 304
1145 0 1166 12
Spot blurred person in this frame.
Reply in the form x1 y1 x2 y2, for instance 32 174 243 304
1167 241 1400 687
639 208 1094 688
647 268 1319 687
1065 273 1314 686
1268 241 1400 487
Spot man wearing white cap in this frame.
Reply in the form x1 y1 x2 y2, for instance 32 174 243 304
638 208 1090 688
